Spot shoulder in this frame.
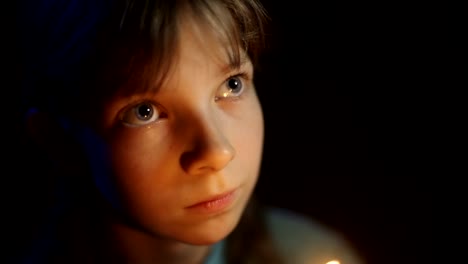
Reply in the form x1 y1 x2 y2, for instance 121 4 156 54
264 206 365 264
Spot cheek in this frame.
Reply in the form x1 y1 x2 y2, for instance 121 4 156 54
109 127 169 183
78 127 123 209
100 127 175 208
232 99 265 173
238 119 263 159
244 97 264 151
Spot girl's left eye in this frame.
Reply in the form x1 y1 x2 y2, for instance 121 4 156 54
215 75 245 100
119 101 162 127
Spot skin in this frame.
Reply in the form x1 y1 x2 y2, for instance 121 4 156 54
69 10 265 264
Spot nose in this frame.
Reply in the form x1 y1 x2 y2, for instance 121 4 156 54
180 114 236 175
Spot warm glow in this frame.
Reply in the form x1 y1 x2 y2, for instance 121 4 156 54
326 261 340 264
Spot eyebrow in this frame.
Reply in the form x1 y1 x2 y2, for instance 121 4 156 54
220 55 252 75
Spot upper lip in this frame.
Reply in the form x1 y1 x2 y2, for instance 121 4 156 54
186 188 237 208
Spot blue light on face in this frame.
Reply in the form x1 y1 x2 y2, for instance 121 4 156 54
63 118 123 211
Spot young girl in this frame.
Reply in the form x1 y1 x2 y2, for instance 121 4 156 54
14 0 365 263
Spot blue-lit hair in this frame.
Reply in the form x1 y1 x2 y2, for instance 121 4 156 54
17 0 268 123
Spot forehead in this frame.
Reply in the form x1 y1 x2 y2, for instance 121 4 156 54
175 10 249 73
111 3 247 97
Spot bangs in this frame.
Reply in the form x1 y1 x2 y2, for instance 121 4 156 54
97 0 268 98
19 0 268 120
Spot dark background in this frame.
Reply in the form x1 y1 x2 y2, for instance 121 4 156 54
3 1 432 263
254 1 432 264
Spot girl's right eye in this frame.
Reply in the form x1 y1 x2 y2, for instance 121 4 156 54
119 101 163 127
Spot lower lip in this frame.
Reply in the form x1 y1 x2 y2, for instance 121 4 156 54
187 189 238 214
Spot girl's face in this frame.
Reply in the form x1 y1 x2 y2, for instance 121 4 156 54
90 15 264 245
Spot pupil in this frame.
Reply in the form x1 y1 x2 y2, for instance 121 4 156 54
228 78 239 89
138 104 152 119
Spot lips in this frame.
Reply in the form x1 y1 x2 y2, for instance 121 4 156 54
186 189 238 214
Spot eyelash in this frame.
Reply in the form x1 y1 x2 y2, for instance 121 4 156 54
119 100 166 127
215 71 251 102
117 70 252 127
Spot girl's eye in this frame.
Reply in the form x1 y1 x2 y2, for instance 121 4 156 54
215 75 245 100
120 101 162 126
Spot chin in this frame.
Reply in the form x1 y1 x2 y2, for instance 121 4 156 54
183 211 241 245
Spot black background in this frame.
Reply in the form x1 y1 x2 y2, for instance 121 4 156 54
3 1 432 263
254 1 432 264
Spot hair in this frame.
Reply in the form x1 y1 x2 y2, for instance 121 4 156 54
18 0 269 124
16 0 282 263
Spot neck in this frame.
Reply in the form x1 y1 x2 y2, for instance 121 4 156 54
94 209 213 264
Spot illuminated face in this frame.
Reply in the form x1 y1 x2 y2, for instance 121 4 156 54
90 14 264 245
